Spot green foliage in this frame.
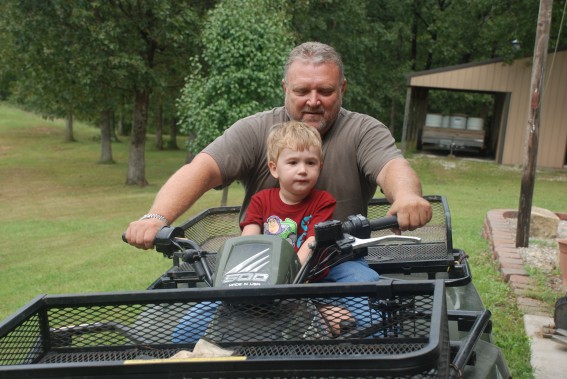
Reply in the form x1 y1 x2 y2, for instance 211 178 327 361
286 0 553 137
177 0 294 153
1 0 565 179
0 1 84 117
289 0 396 117
0 0 207 124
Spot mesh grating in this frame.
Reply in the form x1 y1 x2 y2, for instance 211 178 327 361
180 197 450 254
166 196 452 284
39 348 180 363
0 282 447 378
193 294 435 345
182 207 241 251
366 242 448 263
366 198 448 245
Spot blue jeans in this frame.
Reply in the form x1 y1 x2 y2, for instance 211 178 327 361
320 258 380 332
320 257 379 283
172 258 379 343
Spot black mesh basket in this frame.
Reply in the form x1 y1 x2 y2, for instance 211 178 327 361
0 280 449 379
149 195 466 290
364 195 454 276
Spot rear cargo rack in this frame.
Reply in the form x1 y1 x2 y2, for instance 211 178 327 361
149 195 469 290
0 280 449 378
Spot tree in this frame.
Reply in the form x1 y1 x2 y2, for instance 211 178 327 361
177 0 293 205
289 1 382 116
1 0 209 182
0 1 92 142
516 0 553 248
86 1 205 185
177 0 294 154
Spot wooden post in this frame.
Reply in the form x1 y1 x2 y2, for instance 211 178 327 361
401 87 412 153
516 0 553 247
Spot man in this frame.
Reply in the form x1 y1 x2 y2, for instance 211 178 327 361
125 42 432 250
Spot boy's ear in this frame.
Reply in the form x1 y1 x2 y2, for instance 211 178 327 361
268 161 279 179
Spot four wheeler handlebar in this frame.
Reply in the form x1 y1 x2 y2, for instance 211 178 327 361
124 214 421 287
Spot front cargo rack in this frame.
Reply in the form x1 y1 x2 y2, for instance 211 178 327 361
0 280 449 378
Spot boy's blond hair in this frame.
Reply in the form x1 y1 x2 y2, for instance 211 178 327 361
266 121 323 163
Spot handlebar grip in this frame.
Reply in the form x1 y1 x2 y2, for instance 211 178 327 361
368 215 398 231
122 232 128 243
341 215 399 237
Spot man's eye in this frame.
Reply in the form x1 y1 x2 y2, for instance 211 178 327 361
294 89 308 96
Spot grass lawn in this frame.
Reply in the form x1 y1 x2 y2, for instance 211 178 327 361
1 102 566 378
0 102 245 313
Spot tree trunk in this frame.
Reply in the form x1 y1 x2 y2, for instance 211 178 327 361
410 1 420 71
64 111 76 142
221 187 229 206
126 90 149 186
516 0 553 248
185 132 196 163
109 109 120 143
389 29 403 136
118 96 126 136
155 102 164 150
167 117 179 150
99 108 114 164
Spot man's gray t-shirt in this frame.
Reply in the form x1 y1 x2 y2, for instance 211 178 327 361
202 106 402 222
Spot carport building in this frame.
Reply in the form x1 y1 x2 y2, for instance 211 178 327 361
402 49 567 169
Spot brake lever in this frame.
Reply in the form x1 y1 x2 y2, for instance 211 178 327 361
351 235 421 250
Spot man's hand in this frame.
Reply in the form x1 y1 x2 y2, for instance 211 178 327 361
387 194 432 231
124 218 167 250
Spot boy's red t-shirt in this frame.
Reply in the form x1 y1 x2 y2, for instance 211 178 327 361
240 188 336 252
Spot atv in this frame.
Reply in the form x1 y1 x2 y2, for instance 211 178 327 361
0 195 511 378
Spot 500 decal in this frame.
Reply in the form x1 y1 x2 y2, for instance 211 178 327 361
223 273 270 284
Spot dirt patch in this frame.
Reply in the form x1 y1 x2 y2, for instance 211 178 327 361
506 218 567 293
506 218 567 270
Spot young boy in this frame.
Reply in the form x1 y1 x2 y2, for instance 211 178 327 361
240 121 354 336
240 120 379 286
240 120 336 266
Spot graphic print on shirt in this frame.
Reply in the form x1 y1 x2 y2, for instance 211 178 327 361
264 215 297 247
264 214 312 250
296 215 312 249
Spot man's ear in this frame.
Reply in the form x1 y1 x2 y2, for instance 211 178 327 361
282 79 287 94
268 161 279 179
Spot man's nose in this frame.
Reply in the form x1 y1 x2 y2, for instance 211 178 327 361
306 90 321 107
